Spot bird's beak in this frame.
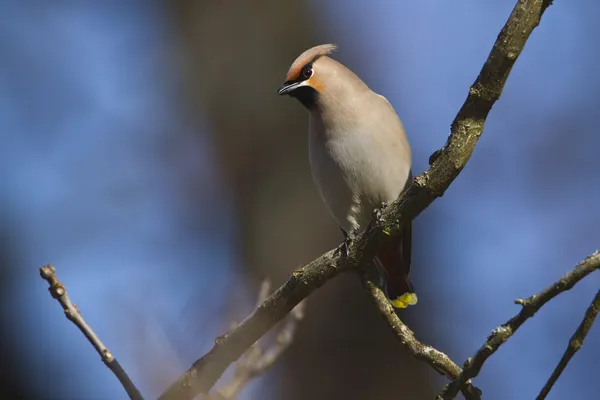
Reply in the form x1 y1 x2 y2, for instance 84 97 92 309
277 81 303 95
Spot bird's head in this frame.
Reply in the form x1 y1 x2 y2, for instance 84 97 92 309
277 44 338 109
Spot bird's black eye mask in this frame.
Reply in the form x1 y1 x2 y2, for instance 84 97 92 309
277 59 320 108
289 61 315 85
278 60 315 92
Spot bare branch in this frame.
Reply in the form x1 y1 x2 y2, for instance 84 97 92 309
158 250 346 400
39 265 144 400
250 302 305 373
361 277 482 400
256 279 272 305
439 251 600 399
212 302 305 400
203 280 305 400
158 0 555 399
536 289 600 400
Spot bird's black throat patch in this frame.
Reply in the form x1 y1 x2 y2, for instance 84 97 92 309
290 86 317 109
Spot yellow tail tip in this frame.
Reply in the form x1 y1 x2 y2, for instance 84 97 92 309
390 293 418 309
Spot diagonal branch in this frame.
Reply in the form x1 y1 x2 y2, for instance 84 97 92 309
361 276 482 400
158 250 347 400
439 251 600 399
158 1 554 399
536 288 600 400
39 265 144 400
208 281 305 400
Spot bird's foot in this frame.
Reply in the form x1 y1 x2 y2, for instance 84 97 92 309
372 202 388 226
335 229 357 258
373 202 395 235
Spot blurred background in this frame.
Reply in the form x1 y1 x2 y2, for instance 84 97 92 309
1 1 599 399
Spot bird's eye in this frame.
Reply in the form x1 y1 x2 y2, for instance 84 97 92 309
303 68 313 79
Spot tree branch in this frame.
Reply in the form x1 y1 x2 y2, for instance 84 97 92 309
39 265 144 400
536 288 600 400
158 250 347 400
361 276 482 400
439 251 600 399
208 281 305 400
158 1 554 399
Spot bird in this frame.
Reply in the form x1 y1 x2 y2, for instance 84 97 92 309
277 44 417 308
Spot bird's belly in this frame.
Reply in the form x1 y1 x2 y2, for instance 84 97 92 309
309 145 360 232
309 131 409 233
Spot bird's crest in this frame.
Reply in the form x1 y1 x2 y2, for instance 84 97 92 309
285 44 337 82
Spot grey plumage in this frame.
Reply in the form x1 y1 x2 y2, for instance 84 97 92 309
278 45 417 308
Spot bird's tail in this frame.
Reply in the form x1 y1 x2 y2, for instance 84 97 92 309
374 223 417 309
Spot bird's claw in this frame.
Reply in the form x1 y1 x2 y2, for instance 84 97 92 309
372 202 388 227
335 229 357 258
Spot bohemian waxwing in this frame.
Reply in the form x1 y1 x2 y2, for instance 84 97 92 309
277 44 417 308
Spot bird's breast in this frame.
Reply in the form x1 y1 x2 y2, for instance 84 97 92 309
308 113 411 232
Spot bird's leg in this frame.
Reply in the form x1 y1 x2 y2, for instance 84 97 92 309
335 228 356 258
335 201 389 259
372 202 388 226
373 202 394 235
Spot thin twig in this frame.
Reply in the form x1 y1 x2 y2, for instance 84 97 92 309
439 251 600 399
39 265 144 400
208 280 305 400
361 276 482 400
536 289 600 400
159 0 555 398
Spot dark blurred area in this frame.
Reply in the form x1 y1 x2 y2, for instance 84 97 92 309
1 1 599 399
